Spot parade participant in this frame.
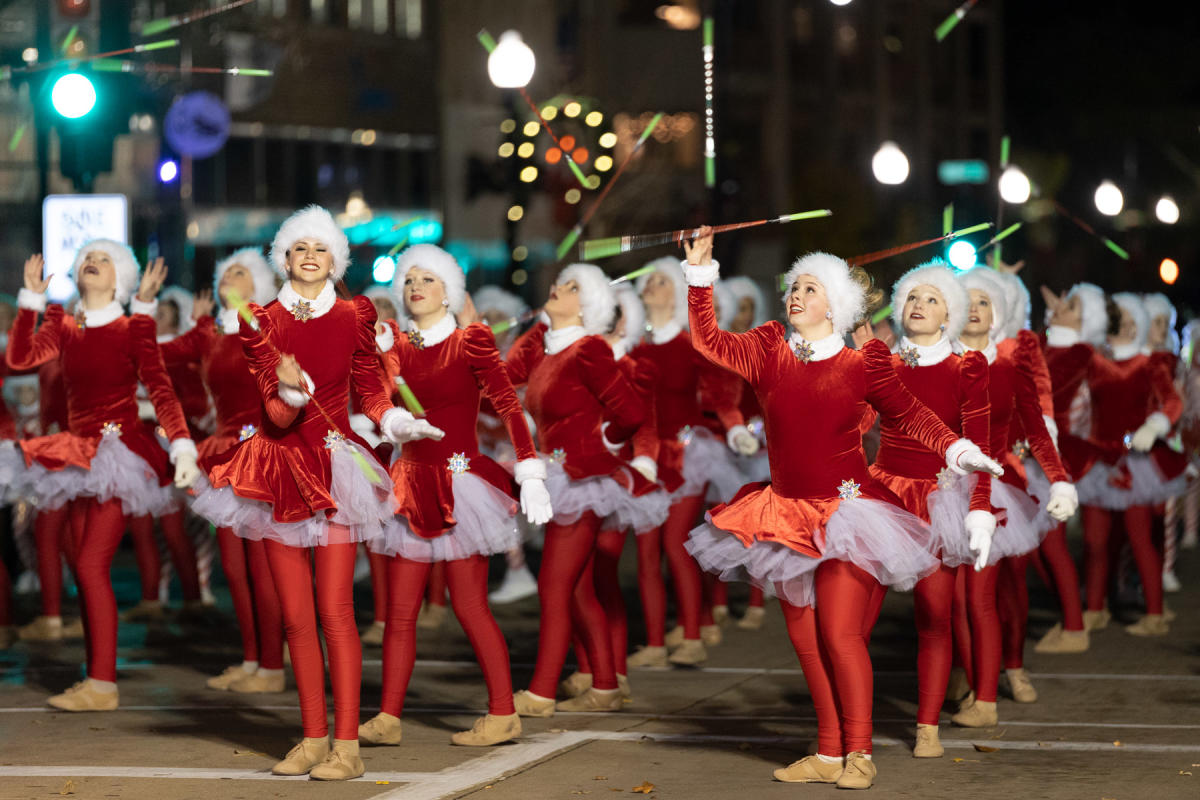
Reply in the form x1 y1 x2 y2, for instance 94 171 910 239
506 263 655 716
682 229 1002 788
1142 293 1183 592
158 248 286 693
192 206 428 780
357 244 549 748
6 246 200 711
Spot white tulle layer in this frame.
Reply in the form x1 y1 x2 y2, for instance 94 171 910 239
370 472 521 561
927 474 1046 567
686 496 938 608
191 441 396 548
0 442 26 505
1023 458 1052 506
739 451 773 485
19 434 180 516
1074 455 1188 510
681 431 742 502
546 459 670 534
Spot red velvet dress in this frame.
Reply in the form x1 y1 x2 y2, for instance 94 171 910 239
1041 328 1099 482
629 325 740 500
371 317 534 561
506 322 660 526
5 302 191 516
683 287 959 608
866 337 991 567
192 292 397 547
1073 346 1184 509
602 349 670 534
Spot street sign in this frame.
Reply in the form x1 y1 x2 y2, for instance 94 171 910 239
937 160 990 185
42 193 128 303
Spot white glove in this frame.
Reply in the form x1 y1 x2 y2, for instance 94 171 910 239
381 407 445 445
600 421 623 455
1130 412 1169 452
965 509 997 571
726 424 760 456
519 478 553 525
1045 481 1078 522
173 452 200 489
630 455 658 483
946 438 1004 477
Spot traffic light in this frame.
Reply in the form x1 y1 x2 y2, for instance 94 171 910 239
50 72 97 118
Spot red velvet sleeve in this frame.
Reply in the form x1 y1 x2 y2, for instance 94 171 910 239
698 360 746 431
504 322 547 388
577 336 646 441
1019 331 1054 418
1015 335 1069 483
959 351 992 511
350 296 394 425
863 339 960 457
239 305 302 429
128 314 190 442
463 323 537 462
687 286 772 385
5 306 63 371
630 358 661 461
159 317 213 367
1147 356 1183 425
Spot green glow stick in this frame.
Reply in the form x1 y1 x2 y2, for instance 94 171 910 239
871 305 893 325
8 124 25 152
556 225 583 262
609 264 657 286
639 112 666 147
943 203 953 236
847 222 993 267
934 0 978 42
949 222 992 238
139 0 257 36
477 29 498 54
702 16 716 188
138 38 179 52
386 238 410 258
141 18 175 36
349 449 384 485
979 222 1022 253
222 288 259 329
581 210 832 261
1102 238 1130 260
60 25 78 55
394 375 426 417
1000 135 1011 169
227 68 272 77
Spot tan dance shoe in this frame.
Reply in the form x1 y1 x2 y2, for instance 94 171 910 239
617 673 631 699
626 645 669 668
1125 614 1168 637
1004 668 1038 703
559 670 593 698
556 688 623 712
47 680 118 712
358 712 403 745
712 604 730 625
913 724 944 757
945 666 971 703
121 599 166 622
951 698 998 728
206 664 253 690
1034 623 1089 653
309 739 364 781
18 615 64 642
664 625 684 648
451 713 521 746
61 618 85 638
667 639 707 666
229 669 286 693
513 690 556 718
416 602 447 630
700 624 722 647
360 620 385 646
836 751 876 789
1082 608 1110 631
737 606 765 630
772 755 843 783
272 737 330 775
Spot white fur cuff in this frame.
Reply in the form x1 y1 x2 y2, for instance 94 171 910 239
278 371 315 408
965 509 997 534
375 325 395 353
601 421 623 454
682 259 720 287
726 424 752 450
17 288 46 312
514 457 547 484
630 455 658 481
1049 481 1077 502
129 296 158 317
945 438 974 471
1144 412 1171 437
380 406 415 435
168 438 199 464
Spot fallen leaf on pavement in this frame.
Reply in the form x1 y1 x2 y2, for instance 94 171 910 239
59 780 74 796
1113 741 1122 747
594 776 608 781
233 749 266 757
973 744 998 753
375 781 390 785
952 758 965 763
1180 771 1193 776
632 782 655 794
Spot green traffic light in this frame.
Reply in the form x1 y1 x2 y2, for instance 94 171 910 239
51 72 97 119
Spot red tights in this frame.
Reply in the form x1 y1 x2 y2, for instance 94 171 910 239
68 497 127 682
748 584 765 609
366 546 388 624
1083 505 1163 615
963 563 1001 703
216 528 284 668
34 506 72 617
427 561 448 607
1039 522 1085 631
380 554 513 716
636 493 705 644
528 513 616 697
264 537 360 740
573 528 629 677
128 511 201 603
781 560 882 756
913 563 957 725
997 555 1030 670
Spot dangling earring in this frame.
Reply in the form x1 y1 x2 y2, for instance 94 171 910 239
442 299 449 307
824 310 832 320
939 323 946 332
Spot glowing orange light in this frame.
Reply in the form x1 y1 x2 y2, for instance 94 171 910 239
559 135 576 151
545 147 562 164
572 147 589 164
1160 258 1179 285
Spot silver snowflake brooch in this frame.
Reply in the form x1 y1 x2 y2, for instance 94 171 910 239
936 467 958 491
239 424 258 442
677 424 695 446
793 340 814 363
898 346 920 368
407 329 425 350
837 478 861 500
289 299 315 322
550 447 567 464
100 421 122 437
323 430 347 450
447 452 471 474
1011 440 1030 460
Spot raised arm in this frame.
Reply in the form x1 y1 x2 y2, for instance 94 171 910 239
159 317 214 367
958 350 993 511
7 255 62 371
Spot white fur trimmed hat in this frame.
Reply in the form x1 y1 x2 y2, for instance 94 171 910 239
472 285 528 321
1112 292 1149 351
1142 292 1179 354
71 239 140 305
1069 282 1108 346
635 256 689 330
782 252 865 336
712 279 737 330
270 205 350 281
158 286 196 334
612 282 645 353
995 271 1030 340
892 260 970 341
391 244 467 316
957 266 1009 340
557 263 616 335
215 246 276 307
724 275 769 329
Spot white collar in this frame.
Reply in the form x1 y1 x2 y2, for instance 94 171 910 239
407 312 457 348
1046 325 1081 347
219 308 241 334
787 330 844 363
898 335 954 366
647 319 683 345
1140 345 1152 357
77 301 125 328
1110 342 1140 361
544 325 588 355
610 340 628 361
156 332 177 343
957 336 998 365
277 280 336 321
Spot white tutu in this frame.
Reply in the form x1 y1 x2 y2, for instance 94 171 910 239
1074 455 1188 510
0 441 27 505
370 472 521 561
680 429 742 502
191 440 396 548
21 433 181 517
927 473 1046 566
686 495 938 608
546 459 669 534
1023 457 1052 506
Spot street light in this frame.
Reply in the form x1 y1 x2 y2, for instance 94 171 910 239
872 141 909 185
50 72 97 119
1093 180 1123 216
998 166 1031 204
1159 258 1179 285
487 31 535 89
1155 196 1179 224
947 240 977 270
